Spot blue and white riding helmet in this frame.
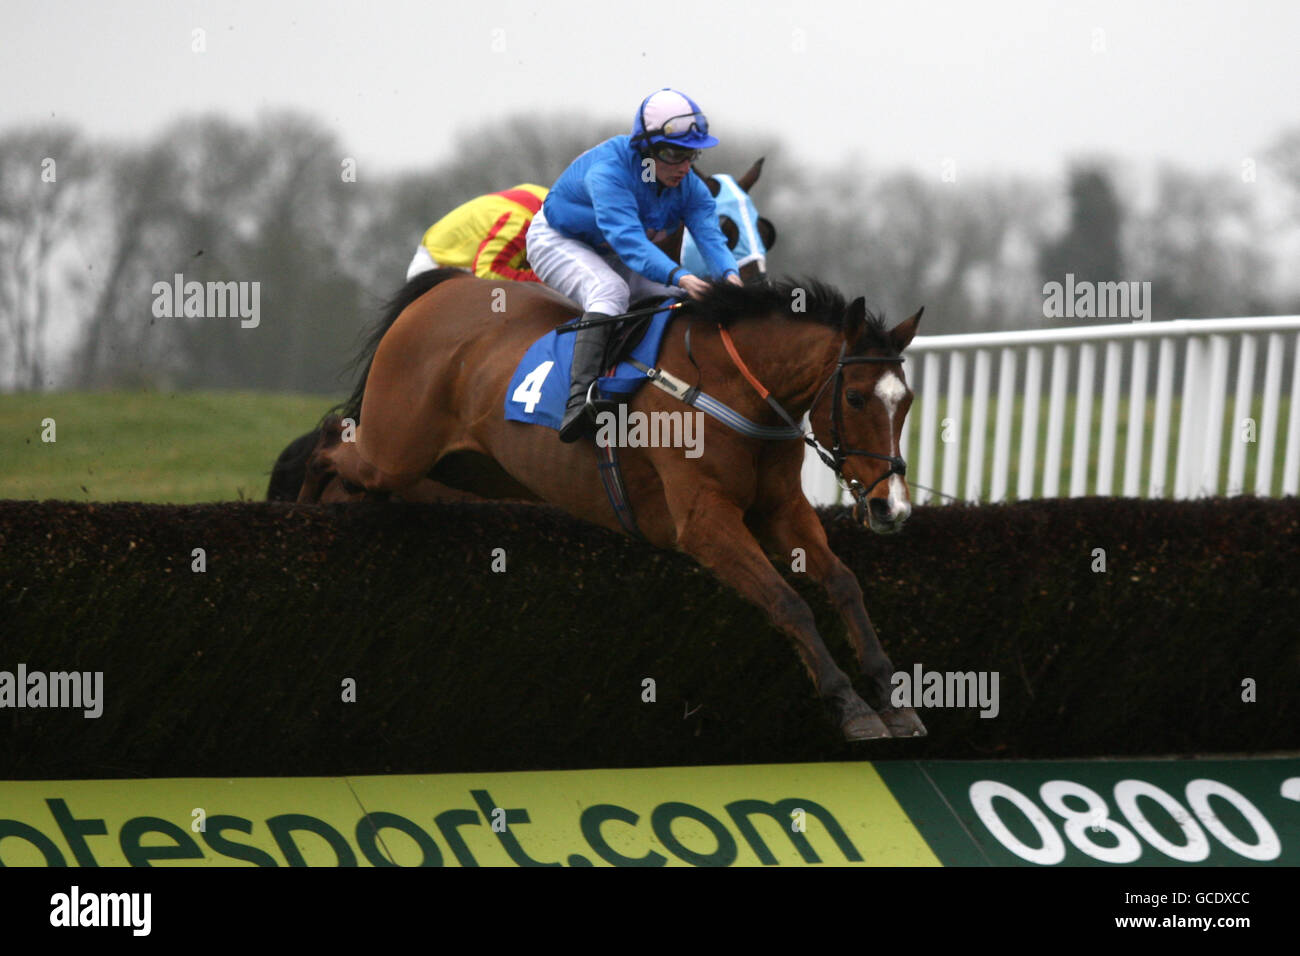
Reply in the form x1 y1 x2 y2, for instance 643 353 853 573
631 88 718 150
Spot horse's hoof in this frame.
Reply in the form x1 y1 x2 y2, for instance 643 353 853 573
879 706 927 738
841 712 890 741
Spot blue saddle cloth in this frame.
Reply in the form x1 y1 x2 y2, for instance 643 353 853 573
504 302 678 430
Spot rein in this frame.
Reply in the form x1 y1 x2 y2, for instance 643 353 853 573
626 315 907 514
716 327 907 514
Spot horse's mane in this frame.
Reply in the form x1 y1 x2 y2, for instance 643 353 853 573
329 272 889 428
680 278 892 355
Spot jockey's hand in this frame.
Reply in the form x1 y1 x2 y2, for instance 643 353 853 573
678 274 711 300
726 273 743 287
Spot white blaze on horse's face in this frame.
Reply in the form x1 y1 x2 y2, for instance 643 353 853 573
871 370 912 529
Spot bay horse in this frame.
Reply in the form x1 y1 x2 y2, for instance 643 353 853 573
294 270 926 741
266 158 775 501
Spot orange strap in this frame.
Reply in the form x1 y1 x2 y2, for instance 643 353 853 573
717 324 771 400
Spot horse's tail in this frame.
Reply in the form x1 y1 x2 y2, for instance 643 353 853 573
265 267 469 502
331 267 469 424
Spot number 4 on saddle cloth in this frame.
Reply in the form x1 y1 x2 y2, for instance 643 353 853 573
504 299 681 430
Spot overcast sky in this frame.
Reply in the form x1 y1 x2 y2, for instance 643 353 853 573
3 0 1298 178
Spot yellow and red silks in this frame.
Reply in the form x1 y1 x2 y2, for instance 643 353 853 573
418 184 547 282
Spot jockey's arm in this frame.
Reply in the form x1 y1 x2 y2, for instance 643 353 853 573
586 165 685 288
680 176 741 282
472 211 542 282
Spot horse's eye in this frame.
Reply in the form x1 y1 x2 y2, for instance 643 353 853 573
845 389 866 409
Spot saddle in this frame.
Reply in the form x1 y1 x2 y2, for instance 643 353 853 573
597 296 667 395
503 297 682 431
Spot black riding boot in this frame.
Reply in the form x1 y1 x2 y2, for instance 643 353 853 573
558 313 614 443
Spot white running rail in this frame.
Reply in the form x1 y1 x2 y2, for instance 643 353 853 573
802 316 1300 506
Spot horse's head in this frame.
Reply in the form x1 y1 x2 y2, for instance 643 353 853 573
680 158 777 284
809 298 923 534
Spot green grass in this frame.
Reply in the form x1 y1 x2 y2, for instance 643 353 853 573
901 392 1294 503
2 388 1293 505
0 390 340 503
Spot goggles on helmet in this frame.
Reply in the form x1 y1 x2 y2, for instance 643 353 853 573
634 99 713 148
656 111 709 140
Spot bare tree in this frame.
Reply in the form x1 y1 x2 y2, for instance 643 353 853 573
1267 126 1300 201
2 111 1285 394
1126 165 1270 319
73 141 185 386
767 161 1049 334
0 126 89 390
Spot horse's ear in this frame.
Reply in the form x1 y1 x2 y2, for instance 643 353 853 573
757 216 776 250
844 296 867 346
736 156 765 192
890 307 924 353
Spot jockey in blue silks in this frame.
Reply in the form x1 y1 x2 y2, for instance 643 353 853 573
526 88 742 442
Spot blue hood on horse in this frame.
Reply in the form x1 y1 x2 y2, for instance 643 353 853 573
680 173 769 279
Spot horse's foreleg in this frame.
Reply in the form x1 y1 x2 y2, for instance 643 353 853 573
667 487 888 740
757 499 926 738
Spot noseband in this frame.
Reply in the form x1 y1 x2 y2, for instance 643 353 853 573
806 341 908 516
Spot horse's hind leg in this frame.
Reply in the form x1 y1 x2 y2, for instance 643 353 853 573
319 474 369 502
391 479 490 503
665 485 888 741
297 415 414 500
298 418 347 503
757 498 926 738
298 415 489 504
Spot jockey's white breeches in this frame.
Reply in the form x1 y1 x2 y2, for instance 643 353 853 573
406 246 439 280
524 206 675 315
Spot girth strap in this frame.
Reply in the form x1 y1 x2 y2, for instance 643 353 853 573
624 356 803 440
594 436 642 537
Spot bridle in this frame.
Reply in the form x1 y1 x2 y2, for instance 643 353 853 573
805 341 908 517
713 326 907 516
612 308 910 520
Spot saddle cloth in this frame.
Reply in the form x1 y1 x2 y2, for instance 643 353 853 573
504 301 678 430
